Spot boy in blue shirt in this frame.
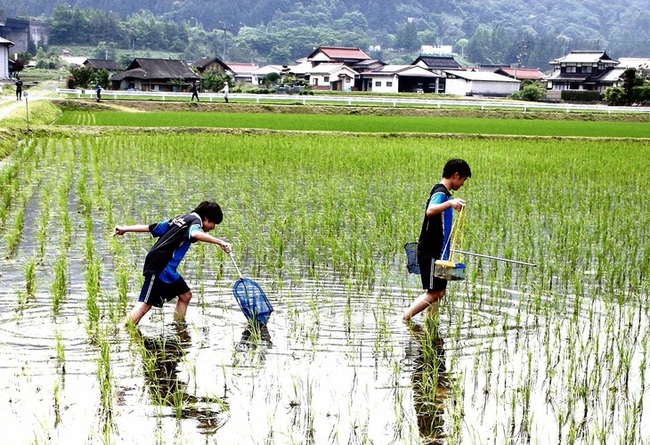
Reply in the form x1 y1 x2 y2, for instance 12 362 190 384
403 159 471 322
114 201 232 325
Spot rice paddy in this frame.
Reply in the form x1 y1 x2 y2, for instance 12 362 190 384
0 119 649 444
54 110 650 138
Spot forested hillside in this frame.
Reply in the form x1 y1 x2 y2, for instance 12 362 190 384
4 0 650 69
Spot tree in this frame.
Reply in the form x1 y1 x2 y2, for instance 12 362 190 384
69 66 105 89
455 38 468 56
261 72 280 88
93 41 118 60
201 70 230 92
604 67 650 105
395 21 420 52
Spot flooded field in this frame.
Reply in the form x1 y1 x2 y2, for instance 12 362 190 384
0 132 648 444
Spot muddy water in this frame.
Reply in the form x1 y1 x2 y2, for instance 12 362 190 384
1 149 649 444
2 224 650 445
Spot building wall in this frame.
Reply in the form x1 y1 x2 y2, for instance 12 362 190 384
368 76 399 93
445 78 519 96
0 18 28 54
0 44 10 78
445 78 470 96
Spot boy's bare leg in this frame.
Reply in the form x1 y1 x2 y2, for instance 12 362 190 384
403 290 445 322
174 291 193 322
126 302 152 325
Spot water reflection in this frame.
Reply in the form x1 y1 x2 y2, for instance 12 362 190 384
134 323 228 434
406 318 450 444
233 323 274 368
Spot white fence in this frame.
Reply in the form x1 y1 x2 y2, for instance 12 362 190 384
55 88 650 115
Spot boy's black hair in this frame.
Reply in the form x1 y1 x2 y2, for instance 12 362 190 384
193 201 223 224
442 158 472 179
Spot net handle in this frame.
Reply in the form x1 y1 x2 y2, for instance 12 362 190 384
444 203 466 263
229 252 244 279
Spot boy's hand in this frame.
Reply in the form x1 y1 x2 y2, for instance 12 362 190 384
113 226 125 236
449 199 466 211
220 241 232 254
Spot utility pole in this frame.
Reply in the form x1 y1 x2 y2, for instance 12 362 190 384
219 21 230 59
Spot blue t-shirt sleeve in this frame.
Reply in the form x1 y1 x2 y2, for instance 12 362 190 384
188 224 201 238
428 192 448 209
150 220 169 237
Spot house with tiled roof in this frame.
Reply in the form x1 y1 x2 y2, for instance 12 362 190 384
110 58 200 91
83 58 121 76
546 50 620 92
618 58 650 80
412 55 463 73
307 63 358 91
226 62 259 83
306 46 371 65
361 65 444 93
191 56 231 75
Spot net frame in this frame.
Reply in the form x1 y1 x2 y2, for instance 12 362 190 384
232 278 273 325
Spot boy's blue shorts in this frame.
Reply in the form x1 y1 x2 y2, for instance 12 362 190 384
139 274 190 308
418 257 448 292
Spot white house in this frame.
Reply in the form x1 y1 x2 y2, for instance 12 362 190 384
306 63 358 91
251 64 284 86
444 70 520 97
364 65 443 93
0 37 14 79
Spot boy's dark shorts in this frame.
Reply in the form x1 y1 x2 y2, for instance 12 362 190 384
419 257 448 292
139 274 190 308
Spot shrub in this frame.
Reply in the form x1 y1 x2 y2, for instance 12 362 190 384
510 84 545 101
561 90 602 102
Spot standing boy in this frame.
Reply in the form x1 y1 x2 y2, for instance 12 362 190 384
15 77 23 100
114 201 232 325
403 159 471 322
190 82 199 102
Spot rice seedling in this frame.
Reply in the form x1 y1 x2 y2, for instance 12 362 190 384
25 257 36 299
54 110 650 138
0 124 648 444
50 254 67 316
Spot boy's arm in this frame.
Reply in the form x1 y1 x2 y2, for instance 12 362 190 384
425 198 466 217
113 224 151 236
192 231 232 253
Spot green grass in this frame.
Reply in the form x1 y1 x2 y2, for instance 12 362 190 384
54 111 650 137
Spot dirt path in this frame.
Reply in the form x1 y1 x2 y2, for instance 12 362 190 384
0 81 60 120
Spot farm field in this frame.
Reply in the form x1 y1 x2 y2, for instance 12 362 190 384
0 111 649 444
53 109 650 138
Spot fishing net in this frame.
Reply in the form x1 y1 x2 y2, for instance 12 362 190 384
232 278 273 325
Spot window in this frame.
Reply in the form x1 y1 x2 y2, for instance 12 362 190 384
324 76 330 82
565 66 576 73
375 81 382 87
386 81 393 87
582 66 592 74
312 78 319 86
345 78 351 83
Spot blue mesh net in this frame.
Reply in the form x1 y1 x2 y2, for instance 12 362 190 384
232 278 273 325
404 242 420 274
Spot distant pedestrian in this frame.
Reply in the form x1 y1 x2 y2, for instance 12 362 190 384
190 82 199 102
15 78 23 101
222 82 229 103
95 84 102 102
